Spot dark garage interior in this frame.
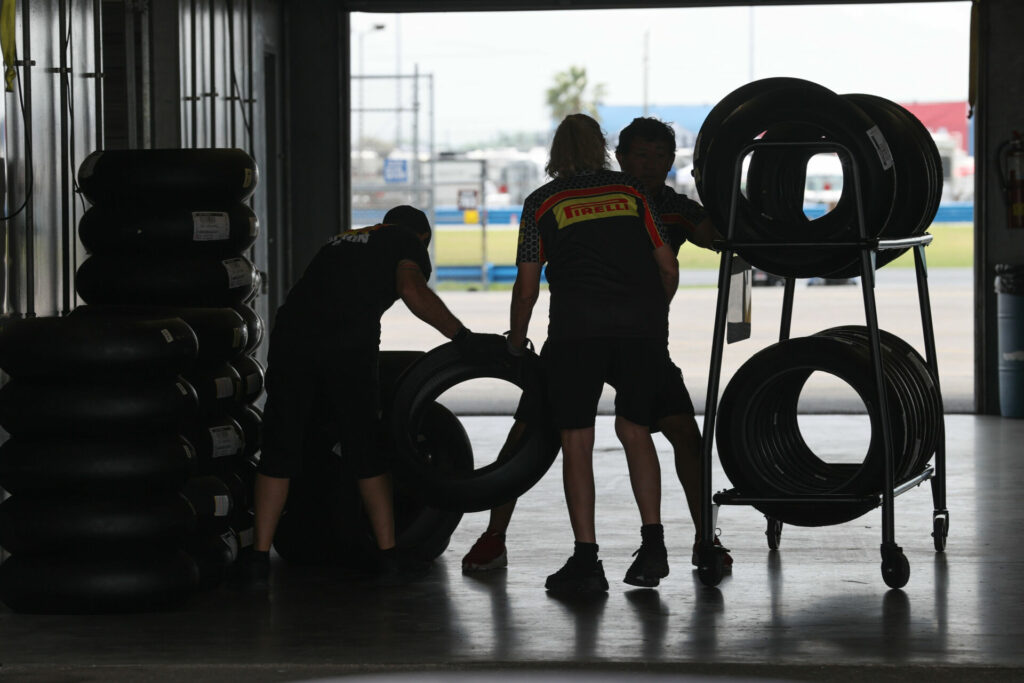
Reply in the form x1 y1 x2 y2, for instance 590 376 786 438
0 0 1022 681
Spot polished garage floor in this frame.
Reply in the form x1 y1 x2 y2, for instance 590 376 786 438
1 414 1022 682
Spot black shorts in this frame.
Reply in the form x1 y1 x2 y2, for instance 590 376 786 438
652 356 696 424
259 336 387 480
542 337 667 429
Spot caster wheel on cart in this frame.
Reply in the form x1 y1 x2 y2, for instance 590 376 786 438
696 546 725 587
765 516 782 550
932 512 949 552
881 548 910 589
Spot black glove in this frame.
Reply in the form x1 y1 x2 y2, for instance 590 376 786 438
452 327 501 358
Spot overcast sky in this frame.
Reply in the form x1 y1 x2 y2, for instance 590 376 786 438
351 2 971 148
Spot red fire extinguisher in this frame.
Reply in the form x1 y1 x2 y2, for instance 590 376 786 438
998 131 1024 229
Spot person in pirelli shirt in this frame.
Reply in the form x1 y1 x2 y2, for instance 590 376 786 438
461 117 733 581
504 113 680 596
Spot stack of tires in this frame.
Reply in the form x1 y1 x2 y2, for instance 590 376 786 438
0 316 203 613
75 149 259 601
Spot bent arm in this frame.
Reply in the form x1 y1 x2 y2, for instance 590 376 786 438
688 217 723 251
395 260 464 339
508 262 541 349
653 244 679 304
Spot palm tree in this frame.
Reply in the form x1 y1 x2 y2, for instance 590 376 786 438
545 66 608 124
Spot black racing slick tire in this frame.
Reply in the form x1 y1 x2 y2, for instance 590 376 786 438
390 337 561 512
0 550 199 614
77 148 258 205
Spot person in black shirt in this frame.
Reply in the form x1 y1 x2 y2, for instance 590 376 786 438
508 114 679 595
240 205 478 586
461 117 733 577
614 117 731 569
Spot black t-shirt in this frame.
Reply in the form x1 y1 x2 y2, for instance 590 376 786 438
273 223 432 348
654 186 709 256
516 169 670 341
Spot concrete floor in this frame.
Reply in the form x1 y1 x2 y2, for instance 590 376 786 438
3 270 1020 681
1 414 1022 682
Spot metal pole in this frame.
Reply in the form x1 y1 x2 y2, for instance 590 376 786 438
191 0 198 147
124 0 138 148
246 0 254 156
480 159 487 290
395 13 401 150
93 0 104 148
428 72 436 287
22 0 35 317
228 0 236 147
139 0 151 148
59 0 71 314
209 0 217 147
412 63 419 188
642 30 649 115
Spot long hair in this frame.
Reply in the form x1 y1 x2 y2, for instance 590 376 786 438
545 113 610 179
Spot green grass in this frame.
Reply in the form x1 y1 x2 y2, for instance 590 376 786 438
435 222 974 269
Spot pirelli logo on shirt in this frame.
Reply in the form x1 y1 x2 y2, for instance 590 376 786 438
552 192 638 230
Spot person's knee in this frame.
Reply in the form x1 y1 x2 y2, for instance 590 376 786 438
658 414 701 451
614 415 650 445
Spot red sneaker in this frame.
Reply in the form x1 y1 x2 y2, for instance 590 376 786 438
691 533 733 569
461 530 508 572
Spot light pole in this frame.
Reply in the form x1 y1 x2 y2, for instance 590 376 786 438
357 23 386 176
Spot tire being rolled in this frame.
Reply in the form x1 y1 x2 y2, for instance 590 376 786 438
390 336 560 512
77 148 258 205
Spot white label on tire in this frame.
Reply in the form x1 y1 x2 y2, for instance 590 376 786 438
220 531 239 557
214 494 230 516
176 382 189 396
249 216 258 236
222 258 251 288
866 126 894 170
209 424 242 457
214 377 235 399
243 168 254 188
161 328 174 343
192 212 231 241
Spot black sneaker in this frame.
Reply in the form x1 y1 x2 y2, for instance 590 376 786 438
624 543 669 587
373 549 432 586
545 556 609 596
230 548 270 590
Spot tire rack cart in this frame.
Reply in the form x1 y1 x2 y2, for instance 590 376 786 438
694 139 949 588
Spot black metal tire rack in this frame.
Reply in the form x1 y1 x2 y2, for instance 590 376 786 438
694 139 949 589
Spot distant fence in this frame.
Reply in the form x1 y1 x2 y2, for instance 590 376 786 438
355 201 972 228
355 201 974 284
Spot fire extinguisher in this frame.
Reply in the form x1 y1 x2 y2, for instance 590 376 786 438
998 131 1024 229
